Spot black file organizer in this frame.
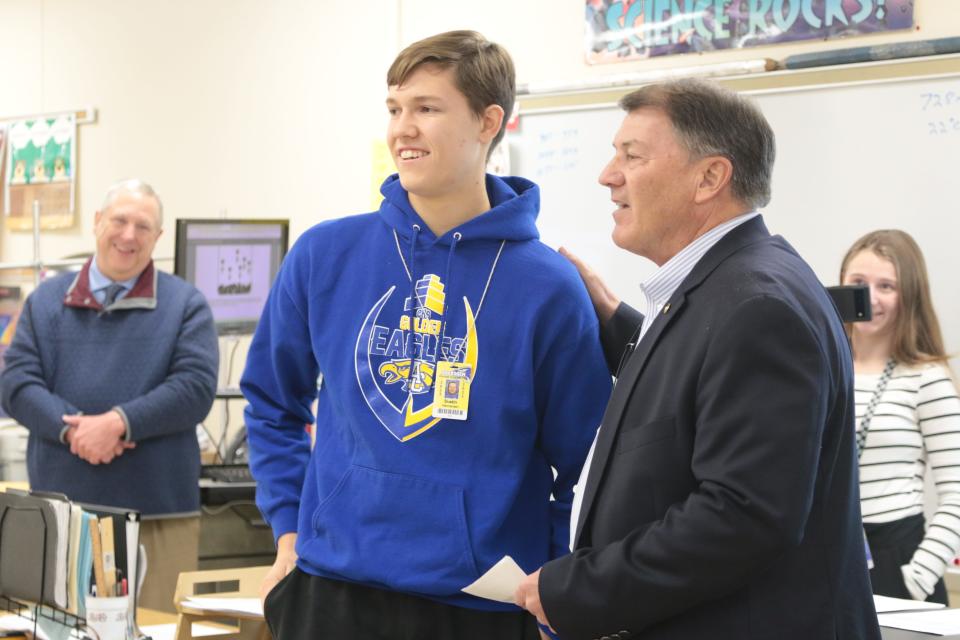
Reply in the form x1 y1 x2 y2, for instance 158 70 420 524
0 501 88 637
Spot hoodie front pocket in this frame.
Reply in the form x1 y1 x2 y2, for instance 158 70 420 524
309 465 480 596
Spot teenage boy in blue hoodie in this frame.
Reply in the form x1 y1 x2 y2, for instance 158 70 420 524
241 30 611 639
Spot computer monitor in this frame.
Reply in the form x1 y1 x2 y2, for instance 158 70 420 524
174 218 289 335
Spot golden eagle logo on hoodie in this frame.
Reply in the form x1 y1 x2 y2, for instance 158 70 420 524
354 274 477 442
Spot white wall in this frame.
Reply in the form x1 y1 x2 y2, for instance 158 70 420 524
1 0 957 268
0 0 397 264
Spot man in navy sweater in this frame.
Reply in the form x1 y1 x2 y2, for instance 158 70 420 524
0 179 218 612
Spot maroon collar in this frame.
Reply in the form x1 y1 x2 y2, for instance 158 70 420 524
63 258 157 311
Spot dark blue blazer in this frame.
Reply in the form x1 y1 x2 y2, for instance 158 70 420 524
540 217 880 640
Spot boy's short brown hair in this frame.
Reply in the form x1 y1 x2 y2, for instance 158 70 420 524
387 30 515 157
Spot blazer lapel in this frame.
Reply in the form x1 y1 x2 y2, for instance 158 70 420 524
574 291 686 546
573 215 772 547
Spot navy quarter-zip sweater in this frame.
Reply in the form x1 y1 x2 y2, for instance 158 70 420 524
0 259 218 516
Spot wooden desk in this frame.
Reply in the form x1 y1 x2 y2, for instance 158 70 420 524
173 566 269 640
138 608 179 626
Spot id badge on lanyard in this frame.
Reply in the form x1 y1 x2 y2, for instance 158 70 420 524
432 361 472 420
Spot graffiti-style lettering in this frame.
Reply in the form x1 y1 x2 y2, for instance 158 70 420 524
668 0 695 44
771 0 801 32
651 0 671 46
626 0 647 48
586 0 909 63
604 2 626 50
850 0 873 23
824 0 849 27
714 0 732 39
801 0 822 28
748 0 772 36
693 0 714 40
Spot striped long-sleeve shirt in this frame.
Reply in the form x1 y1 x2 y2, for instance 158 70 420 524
856 362 960 597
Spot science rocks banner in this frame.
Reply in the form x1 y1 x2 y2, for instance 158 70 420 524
585 0 914 63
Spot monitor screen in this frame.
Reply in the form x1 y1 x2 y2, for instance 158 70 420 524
174 218 289 335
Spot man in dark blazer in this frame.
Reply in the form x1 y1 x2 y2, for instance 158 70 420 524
514 79 880 640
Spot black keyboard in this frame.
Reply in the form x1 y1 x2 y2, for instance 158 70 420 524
200 464 254 483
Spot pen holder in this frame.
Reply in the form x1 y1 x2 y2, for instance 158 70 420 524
85 595 132 640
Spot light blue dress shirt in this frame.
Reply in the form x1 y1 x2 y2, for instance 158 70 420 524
88 256 139 305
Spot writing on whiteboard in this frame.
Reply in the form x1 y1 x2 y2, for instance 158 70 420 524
535 128 581 178
920 87 960 136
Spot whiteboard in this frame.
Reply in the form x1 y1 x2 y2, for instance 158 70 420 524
508 73 960 361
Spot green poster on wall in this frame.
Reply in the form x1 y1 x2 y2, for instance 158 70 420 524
4 115 76 230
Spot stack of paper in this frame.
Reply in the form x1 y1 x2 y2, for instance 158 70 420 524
873 594 945 614
879 608 960 635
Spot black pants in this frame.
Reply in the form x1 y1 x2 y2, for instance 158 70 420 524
264 568 541 640
864 513 949 604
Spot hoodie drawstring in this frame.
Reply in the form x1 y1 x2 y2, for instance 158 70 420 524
402 226 462 394
429 232 461 390
403 224 422 367
391 226 506 402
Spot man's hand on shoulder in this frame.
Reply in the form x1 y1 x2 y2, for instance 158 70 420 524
559 247 620 326
63 410 135 464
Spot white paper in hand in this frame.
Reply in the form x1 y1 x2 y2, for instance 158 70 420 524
462 556 527 604
181 596 264 616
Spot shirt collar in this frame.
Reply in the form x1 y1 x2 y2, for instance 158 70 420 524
89 255 140 293
640 211 760 314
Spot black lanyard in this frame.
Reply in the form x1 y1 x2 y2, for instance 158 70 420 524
856 358 897 460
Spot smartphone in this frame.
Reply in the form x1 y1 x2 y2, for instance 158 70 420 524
826 285 871 323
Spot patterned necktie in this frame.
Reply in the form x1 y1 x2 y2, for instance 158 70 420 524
102 283 124 308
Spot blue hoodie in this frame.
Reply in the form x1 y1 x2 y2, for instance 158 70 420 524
242 174 611 610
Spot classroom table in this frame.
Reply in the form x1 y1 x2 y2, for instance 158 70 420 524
138 608 179 626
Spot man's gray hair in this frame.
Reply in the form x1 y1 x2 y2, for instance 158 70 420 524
618 79 776 209
101 178 164 229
